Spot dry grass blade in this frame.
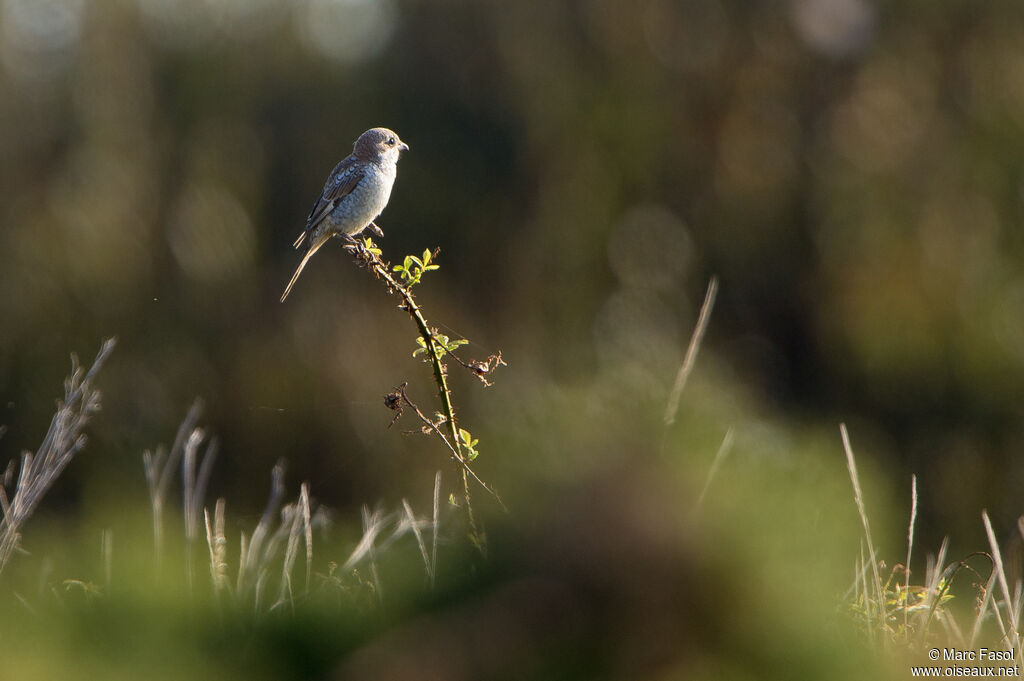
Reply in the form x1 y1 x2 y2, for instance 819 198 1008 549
194 439 217 535
930 538 950 594
274 502 304 611
402 498 433 585
941 610 966 646
245 460 287 583
904 474 917 635
237 531 249 595
157 400 203 504
205 498 228 596
205 509 215 586
1014 584 1024 645
183 431 216 593
664 276 718 426
840 424 885 635
346 506 388 601
0 338 116 575
343 506 389 572
914 537 951 641
694 428 734 512
183 433 199 544
300 483 312 595
982 510 1019 645
143 398 202 572
432 471 440 585
101 529 113 591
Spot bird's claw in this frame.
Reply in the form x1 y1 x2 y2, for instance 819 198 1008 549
339 232 360 253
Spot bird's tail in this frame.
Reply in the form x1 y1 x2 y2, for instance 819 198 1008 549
280 233 332 302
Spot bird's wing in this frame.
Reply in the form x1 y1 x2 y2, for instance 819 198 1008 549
295 156 366 243
292 156 365 248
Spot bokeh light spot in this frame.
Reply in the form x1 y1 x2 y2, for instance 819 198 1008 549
168 184 256 283
607 204 693 291
1 0 84 80
297 0 398 64
791 0 875 58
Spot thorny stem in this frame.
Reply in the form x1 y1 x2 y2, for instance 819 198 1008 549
347 239 501 550
388 383 505 512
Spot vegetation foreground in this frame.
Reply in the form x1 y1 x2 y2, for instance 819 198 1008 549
2 274 1021 680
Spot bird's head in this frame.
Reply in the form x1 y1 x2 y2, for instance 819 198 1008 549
354 127 409 163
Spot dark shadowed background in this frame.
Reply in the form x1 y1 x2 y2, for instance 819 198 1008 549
1 0 1023 678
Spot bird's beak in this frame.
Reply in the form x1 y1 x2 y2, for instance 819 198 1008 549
399 141 410 152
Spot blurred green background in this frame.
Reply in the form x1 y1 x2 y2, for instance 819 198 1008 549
1 0 1023 677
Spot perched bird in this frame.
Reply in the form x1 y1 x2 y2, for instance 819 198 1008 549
280 127 409 302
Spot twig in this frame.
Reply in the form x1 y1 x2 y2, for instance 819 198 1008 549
387 383 505 511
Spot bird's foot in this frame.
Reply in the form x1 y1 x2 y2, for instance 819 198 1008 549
340 233 360 254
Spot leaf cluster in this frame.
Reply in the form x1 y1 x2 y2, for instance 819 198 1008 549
393 249 440 287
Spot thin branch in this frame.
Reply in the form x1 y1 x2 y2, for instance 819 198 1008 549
346 239 504 545
387 383 505 511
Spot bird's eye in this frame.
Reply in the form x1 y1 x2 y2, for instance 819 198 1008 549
387 137 396 146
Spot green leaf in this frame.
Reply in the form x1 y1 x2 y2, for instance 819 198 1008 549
445 338 468 352
459 428 480 460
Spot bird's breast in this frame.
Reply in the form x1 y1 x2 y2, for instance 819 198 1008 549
328 163 397 235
